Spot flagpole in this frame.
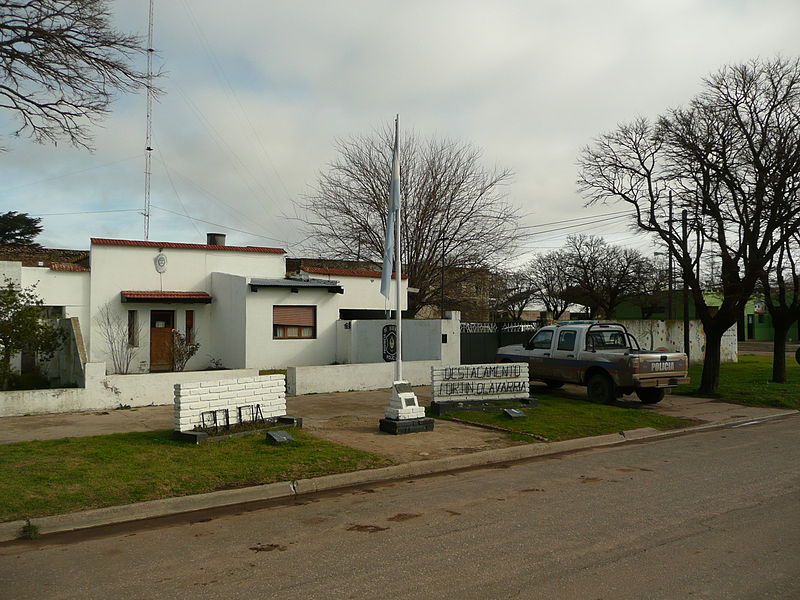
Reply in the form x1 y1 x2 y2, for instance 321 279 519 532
394 115 403 382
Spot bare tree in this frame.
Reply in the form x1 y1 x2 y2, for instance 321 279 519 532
0 0 154 148
95 304 141 374
525 250 573 321
298 124 521 315
490 269 536 321
578 57 800 393
628 256 671 319
761 231 800 383
561 235 652 319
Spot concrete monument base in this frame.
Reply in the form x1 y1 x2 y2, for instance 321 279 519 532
379 380 435 434
379 417 435 435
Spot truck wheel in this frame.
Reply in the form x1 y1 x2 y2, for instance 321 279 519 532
637 388 666 404
543 380 564 389
587 373 615 404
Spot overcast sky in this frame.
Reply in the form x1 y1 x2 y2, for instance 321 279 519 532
1 0 799 260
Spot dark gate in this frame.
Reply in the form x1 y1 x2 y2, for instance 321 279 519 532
460 322 537 364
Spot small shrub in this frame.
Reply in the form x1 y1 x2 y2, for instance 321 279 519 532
18 518 40 540
8 367 51 390
171 329 200 372
207 356 225 370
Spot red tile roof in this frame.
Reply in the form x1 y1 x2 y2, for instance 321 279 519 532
50 262 90 272
0 246 90 268
121 291 213 303
92 238 285 254
300 266 409 280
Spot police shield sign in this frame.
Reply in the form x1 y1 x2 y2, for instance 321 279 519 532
382 324 397 362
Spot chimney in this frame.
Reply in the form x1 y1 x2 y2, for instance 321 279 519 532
206 233 226 246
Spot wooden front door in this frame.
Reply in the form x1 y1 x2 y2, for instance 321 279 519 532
150 310 175 372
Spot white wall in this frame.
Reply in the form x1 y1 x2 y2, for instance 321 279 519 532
0 260 21 286
0 364 260 417
622 320 738 364
21 266 90 327
335 312 461 365
210 272 248 369
0 261 91 377
300 270 408 311
286 360 447 395
245 286 342 369
174 374 286 431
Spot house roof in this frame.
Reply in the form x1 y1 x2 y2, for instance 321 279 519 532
50 262 90 272
92 238 285 254
249 277 344 294
300 265 409 279
120 291 213 304
0 246 90 268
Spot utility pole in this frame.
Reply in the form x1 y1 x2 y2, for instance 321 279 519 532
682 209 690 362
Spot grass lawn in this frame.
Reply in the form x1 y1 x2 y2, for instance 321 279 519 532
437 395 692 442
673 355 800 410
0 429 392 523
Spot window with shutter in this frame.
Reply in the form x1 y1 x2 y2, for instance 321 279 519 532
273 306 316 339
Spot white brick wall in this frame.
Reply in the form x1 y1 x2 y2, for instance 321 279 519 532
431 363 529 402
173 374 287 432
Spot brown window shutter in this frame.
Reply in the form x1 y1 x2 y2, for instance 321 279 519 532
273 306 315 326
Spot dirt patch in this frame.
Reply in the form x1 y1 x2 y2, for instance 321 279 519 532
387 513 421 522
346 524 388 533
249 543 286 552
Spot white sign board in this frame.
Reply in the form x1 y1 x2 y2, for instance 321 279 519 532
431 363 529 402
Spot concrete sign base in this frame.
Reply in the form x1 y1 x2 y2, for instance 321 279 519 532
379 417 435 435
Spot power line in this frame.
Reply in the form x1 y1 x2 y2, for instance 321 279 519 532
517 209 631 231
180 0 293 205
31 209 140 216
519 213 630 240
1 154 141 193
150 205 287 244
154 147 203 238
157 157 277 233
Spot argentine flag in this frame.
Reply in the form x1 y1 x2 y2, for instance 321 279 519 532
381 117 400 298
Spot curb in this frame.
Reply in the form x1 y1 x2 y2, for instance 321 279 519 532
1 410 795 543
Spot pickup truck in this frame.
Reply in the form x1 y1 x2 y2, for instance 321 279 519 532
495 322 690 404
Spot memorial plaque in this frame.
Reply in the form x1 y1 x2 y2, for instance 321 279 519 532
266 430 295 445
503 408 527 419
394 382 413 394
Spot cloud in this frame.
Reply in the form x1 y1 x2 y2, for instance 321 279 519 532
0 0 798 257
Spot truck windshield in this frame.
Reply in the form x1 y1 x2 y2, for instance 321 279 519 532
586 330 628 350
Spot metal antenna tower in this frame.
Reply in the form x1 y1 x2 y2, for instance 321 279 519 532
143 0 155 239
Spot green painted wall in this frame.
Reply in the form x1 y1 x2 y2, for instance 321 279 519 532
615 292 800 342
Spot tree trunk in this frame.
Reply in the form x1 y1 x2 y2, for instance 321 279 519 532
771 321 789 384
699 326 724 394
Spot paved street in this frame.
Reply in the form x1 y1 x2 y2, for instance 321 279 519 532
2 416 798 599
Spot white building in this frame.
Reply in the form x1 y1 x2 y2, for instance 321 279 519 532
3 234 410 375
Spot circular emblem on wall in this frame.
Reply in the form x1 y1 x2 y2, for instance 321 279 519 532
154 253 168 273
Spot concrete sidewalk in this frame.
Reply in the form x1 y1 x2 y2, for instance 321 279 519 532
0 384 795 543
0 384 792 456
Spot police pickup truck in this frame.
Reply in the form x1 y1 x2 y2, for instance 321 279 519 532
496 322 690 404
